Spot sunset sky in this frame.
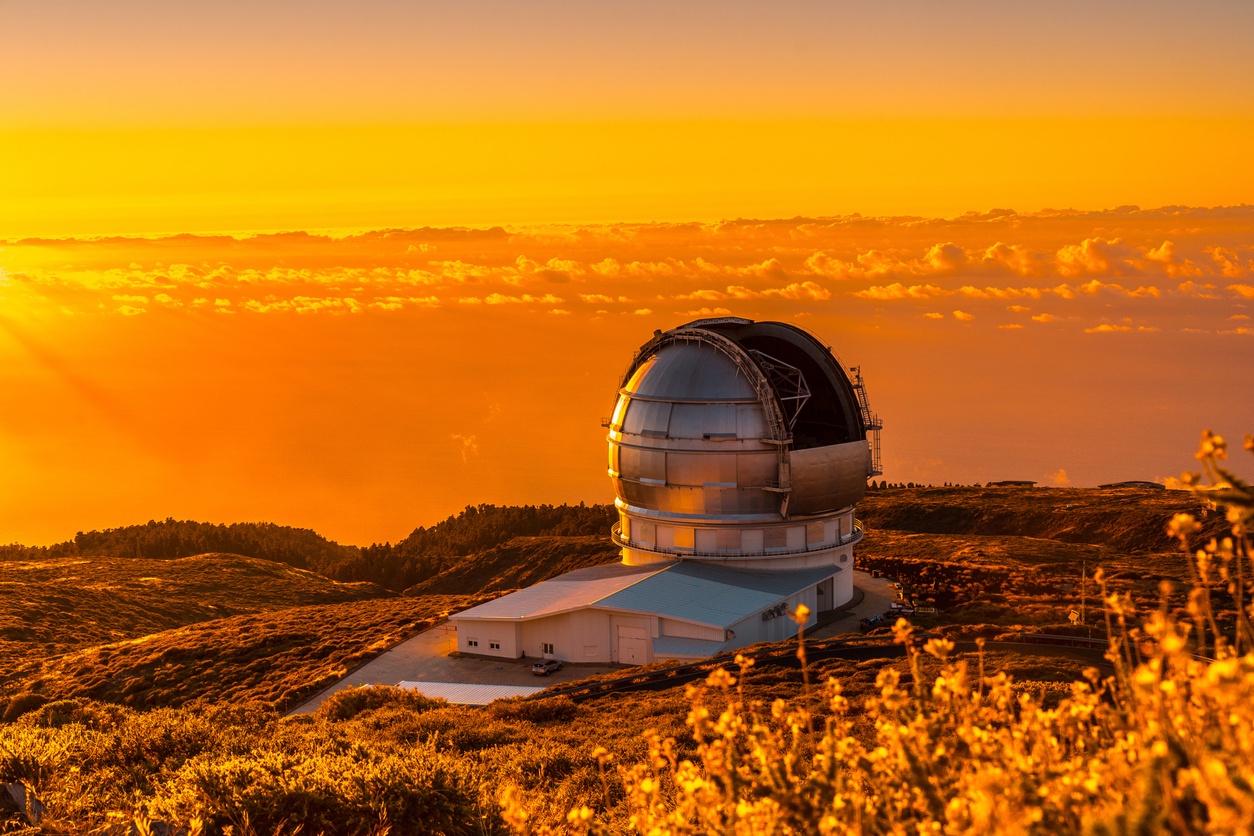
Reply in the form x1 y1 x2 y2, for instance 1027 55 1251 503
2 1 1252 547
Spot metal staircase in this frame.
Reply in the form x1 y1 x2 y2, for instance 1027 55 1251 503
849 365 883 477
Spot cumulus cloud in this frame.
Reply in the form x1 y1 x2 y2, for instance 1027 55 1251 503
243 296 364 314
1084 323 1132 333
1208 247 1250 278
1229 284 1254 299
953 310 974 321
727 281 831 301
1144 241 1203 279
981 242 1043 278
924 242 967 272
1055 238 1140 278
855 283 945 300
957 285 1045 300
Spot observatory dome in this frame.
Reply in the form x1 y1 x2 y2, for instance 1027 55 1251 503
607 317 881 570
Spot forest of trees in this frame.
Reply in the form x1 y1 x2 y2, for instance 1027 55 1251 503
0 504 617 593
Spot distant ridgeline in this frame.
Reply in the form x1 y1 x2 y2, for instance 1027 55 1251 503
0 504 616 592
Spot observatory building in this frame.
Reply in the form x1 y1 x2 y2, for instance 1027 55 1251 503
450 317 881 664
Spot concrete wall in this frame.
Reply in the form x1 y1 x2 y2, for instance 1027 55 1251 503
519 610 615 663
455 619 521 658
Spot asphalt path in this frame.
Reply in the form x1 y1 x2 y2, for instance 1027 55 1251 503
289 620 621 714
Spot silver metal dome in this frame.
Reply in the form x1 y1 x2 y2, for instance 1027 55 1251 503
607 317 882 569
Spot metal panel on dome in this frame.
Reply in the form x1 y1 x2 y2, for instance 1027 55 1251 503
668 402 737 438
736 404 768 439
622 400 672 436
627 343 758 401
667 451 736 486
619 446 666 483
788 441 870 515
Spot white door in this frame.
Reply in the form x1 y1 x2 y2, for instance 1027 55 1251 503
617 625 649 665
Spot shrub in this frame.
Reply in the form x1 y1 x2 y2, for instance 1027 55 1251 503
315 685 445 722
1 694 47 724
14 698 129 730
158 746 496 835
488 696 578 725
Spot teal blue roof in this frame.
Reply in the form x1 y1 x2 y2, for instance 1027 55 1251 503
598 562 837 629
452 559 840 631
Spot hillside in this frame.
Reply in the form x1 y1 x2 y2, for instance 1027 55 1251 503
1 475 1251 833
0 553 390 671
858 485 1219 552
403 535 620 596
1 503 619 592
0 593 490 717
853 485 1235 636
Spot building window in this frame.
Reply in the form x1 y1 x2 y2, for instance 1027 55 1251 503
543 642 554 654
467 639 479 647
489 641 500 650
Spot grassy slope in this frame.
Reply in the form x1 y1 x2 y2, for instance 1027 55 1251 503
1 487 1217 716
858 485 1219 551
0 553 391 670
0 487 1228 831
852 486 1228 635
404 535 620 596
0 594 491 712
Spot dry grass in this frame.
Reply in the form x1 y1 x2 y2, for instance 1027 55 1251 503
0 593 490 714
4 463 1251 833
403 535 620 596
860 484 1223 551
0 553 390 671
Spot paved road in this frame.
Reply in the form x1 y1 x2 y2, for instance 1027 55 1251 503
290 570 897 714
289 621 621 714
809 571 899 640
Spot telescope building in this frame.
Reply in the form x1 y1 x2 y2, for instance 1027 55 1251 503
450 316 881 664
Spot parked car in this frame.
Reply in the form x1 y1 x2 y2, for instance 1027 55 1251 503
531 659 563 676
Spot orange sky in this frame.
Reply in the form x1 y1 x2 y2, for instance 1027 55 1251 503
1 2 1252 545
3 209 1252 546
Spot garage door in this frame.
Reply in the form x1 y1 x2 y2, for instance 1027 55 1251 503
617 625 649 665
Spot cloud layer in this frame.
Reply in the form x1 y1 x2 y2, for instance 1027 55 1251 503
3 205 1252 336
